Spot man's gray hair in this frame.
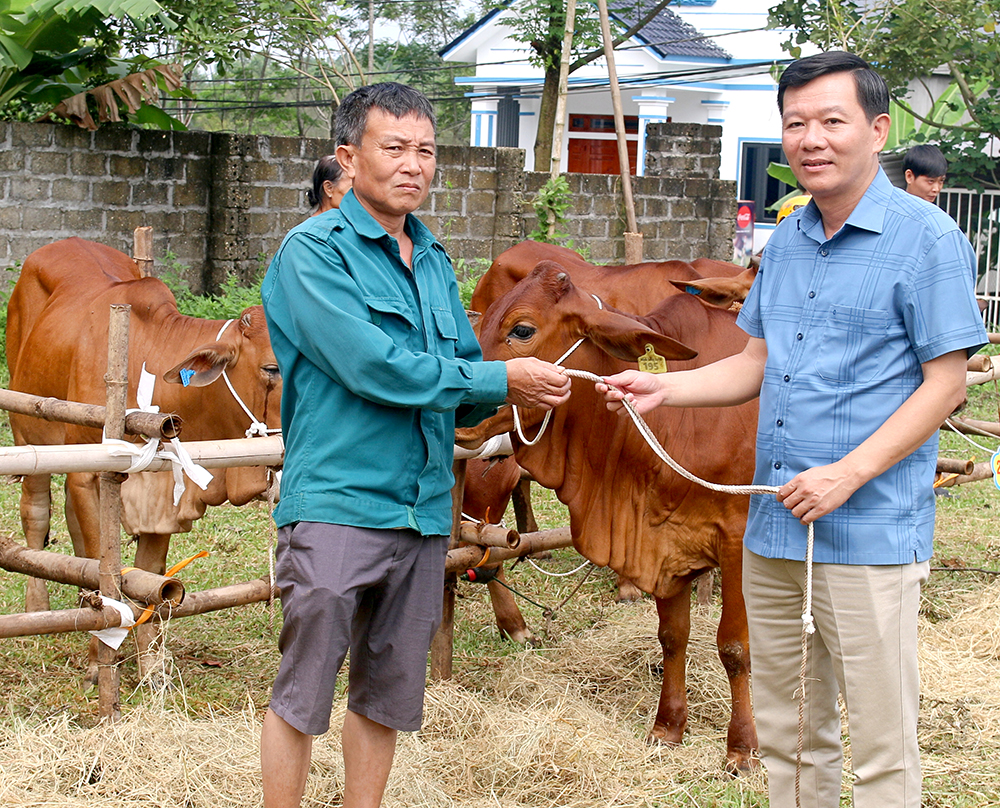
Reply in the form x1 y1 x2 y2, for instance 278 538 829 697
335 83 437 147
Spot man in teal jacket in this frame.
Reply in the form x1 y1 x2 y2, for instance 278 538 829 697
259 83 571 808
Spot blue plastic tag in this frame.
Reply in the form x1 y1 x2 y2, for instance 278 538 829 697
179 368 196 387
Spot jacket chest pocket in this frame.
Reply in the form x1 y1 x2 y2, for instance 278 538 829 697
364 294 418 346
814 304 888 384
431 307 458 358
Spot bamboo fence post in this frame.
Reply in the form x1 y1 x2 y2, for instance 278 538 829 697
132 226 153 278
596 0 642 263
97 304 129 722
431 458 467 680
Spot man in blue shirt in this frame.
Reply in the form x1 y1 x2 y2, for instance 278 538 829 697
260 83 571 808
598 52 986 807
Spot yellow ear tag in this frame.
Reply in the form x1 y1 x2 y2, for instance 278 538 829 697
638 344 668 374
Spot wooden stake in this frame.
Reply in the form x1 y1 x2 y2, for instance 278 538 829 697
596 0 642 261
431 459 467 681
132 226 153 278
97 304 129 722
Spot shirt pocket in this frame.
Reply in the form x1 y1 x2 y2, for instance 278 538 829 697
363 294 417 345
431 306 459 358
814 304 888 384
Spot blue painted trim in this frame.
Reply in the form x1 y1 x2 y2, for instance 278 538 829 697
631 96 675 103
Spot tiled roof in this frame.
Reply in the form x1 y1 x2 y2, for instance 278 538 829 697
609 1 731 60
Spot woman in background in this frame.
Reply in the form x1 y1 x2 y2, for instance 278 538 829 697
308 154 352 215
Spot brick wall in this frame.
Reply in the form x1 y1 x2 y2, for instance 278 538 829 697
0 120 736 291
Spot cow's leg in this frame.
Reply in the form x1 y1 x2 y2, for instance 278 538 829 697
19 473 53 612
485 566 535 645
650 585 692 745
64 472 105 689
511 477 538 534
132 531 173 689
717 549 758 774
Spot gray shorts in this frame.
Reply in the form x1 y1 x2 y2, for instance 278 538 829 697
268 521 448 735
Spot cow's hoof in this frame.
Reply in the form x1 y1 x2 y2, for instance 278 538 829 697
503 627 538 647
646 726 683 747
724 752 760 777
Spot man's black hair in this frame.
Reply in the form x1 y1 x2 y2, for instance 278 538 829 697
903 144 948 179
778 51 890 123
335 82 436 148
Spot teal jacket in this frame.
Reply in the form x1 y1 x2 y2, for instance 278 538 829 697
261 191 508 536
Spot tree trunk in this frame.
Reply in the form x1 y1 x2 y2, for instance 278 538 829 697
533 65 562 171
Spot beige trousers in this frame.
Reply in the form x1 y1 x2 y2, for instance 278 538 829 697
743 548 929 808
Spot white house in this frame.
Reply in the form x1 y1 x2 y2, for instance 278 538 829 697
440 0 800 240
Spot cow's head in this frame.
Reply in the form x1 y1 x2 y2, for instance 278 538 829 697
479 260 697 367
163 305 282 505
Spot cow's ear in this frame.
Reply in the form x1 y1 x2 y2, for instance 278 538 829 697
163 343 237 387
585 312 697 363
671 266 757 309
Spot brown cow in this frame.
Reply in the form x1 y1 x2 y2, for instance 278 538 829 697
7 238 282 685
472 261 759 771
463 241 755 624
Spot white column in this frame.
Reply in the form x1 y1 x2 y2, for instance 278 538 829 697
470 97 498 147
633 95 673 177
701 98 730 125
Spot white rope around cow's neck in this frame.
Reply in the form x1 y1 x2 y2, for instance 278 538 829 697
215 319 280 438
551 365 816 804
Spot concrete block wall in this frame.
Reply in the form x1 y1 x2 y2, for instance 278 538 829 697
0 120 737 292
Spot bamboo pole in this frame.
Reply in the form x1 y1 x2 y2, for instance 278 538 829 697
0 435 284 476
98 304 129 721
459 520 520 549
548 0 577 183
943 417 1000 439
431 459 467 681
596 0 642 263
0 577 278 639
132 226 153 278
0 534 184 605
445 527 574 572
935 461 994 488
0 387 181 440
936 457 975 476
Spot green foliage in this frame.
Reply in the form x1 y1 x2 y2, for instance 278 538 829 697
454 256 491 309
158 253 263 319
528 175 573 244
768 0 1000 189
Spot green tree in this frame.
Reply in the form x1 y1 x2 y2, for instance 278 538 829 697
768 0 1000 189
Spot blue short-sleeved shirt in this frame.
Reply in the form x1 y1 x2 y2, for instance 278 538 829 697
737 169 987 565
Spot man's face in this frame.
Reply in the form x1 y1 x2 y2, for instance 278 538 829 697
781 71 889 212
905 170 945 203
339 109 436 226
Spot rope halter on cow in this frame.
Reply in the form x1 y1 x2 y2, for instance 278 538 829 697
215 319 282 439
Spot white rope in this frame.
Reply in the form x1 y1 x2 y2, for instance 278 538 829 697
215 319 281 438
944 417 997 453
525 556 592 577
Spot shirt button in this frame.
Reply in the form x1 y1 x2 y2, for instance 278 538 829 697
783 374 790 382
820 249 828 256
808 291 816 299
776 419 783 427
774 462 782 470
797 333 803 340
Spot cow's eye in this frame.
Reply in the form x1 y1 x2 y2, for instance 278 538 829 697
508 324 535 341
263 364 281 380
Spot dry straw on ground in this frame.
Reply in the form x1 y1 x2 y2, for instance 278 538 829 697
1 583 999 808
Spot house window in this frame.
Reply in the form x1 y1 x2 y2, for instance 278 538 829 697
570 114 638 134
739 141 796 224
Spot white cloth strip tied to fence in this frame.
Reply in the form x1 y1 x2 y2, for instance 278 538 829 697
216 319 282 439
101 364 214 505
